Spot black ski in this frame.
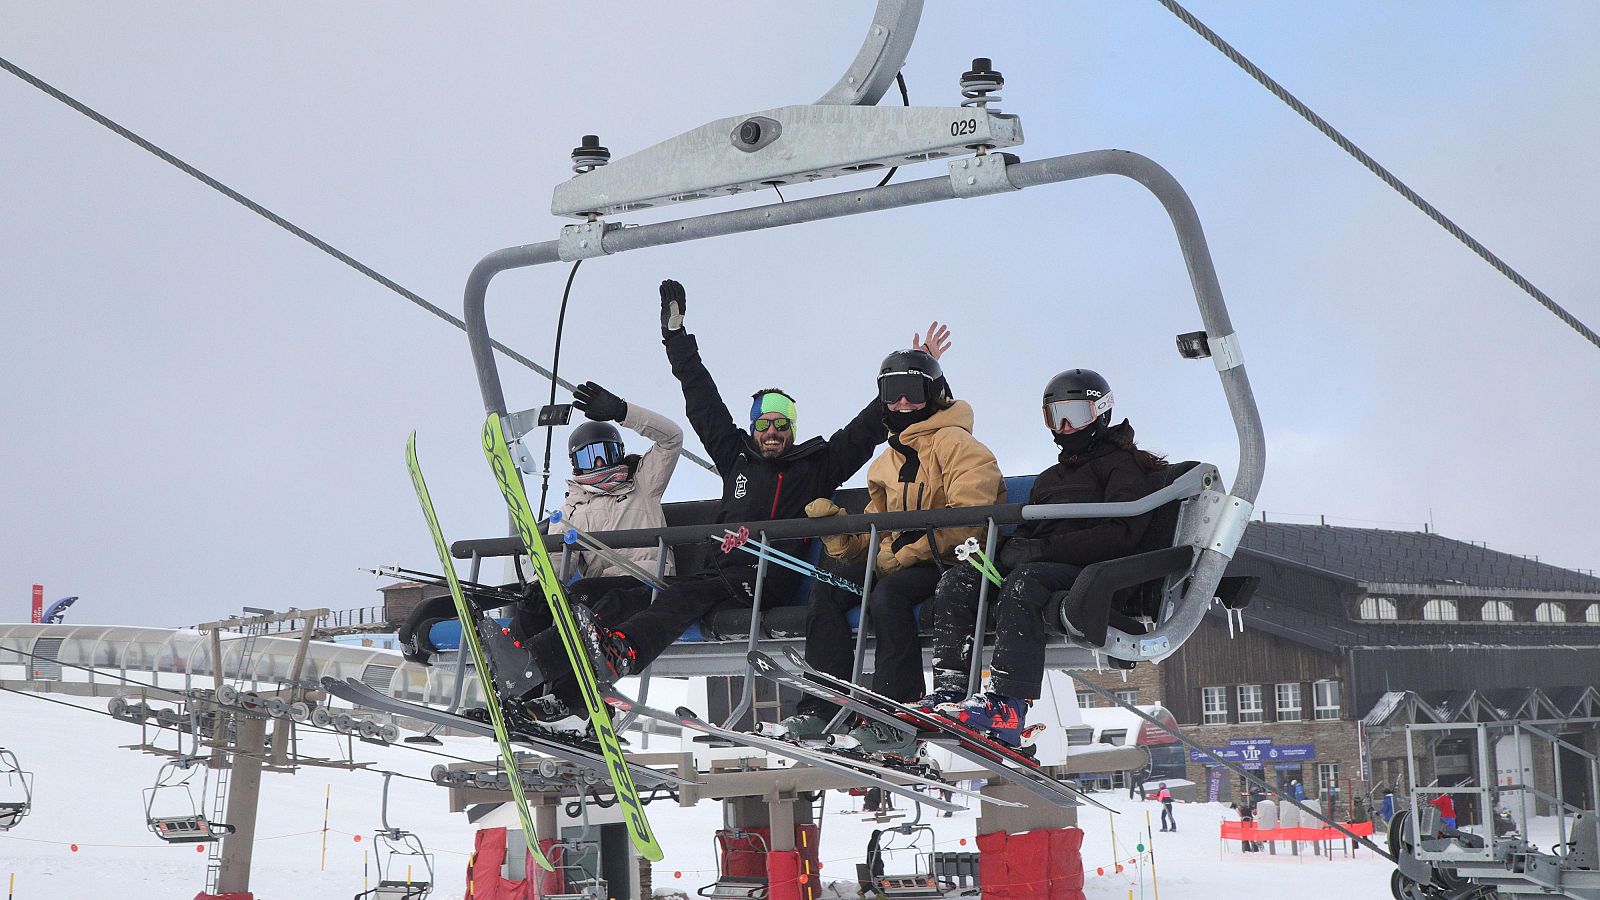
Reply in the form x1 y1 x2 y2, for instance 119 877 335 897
599 689 1010 813
755 649 1108 811
320 676 694 789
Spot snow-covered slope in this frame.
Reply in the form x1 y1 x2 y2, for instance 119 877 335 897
0 687 1400 898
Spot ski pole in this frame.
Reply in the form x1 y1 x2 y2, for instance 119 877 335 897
717 527 863 596
955 537 1003 587
550 512 668 590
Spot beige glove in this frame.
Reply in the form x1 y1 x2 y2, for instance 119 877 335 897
806 498 850 557
876 544 904 577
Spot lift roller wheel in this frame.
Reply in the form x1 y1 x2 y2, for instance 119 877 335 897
108 696 129 718
1389 868 1430 900
288 701 311 723
333 713 356 734
310 706 333 728
239 691 265 713
378 724 400 743
216 685 239 707
431 765 450 785
359 719 382 740
581 769 600 786
537 759 560 779
265 698 288 718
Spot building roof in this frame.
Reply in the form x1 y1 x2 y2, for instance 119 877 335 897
1238 523 1600 593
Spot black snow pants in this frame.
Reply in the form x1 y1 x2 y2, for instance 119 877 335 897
513 574 657 641
931 561 1083 701
796 563 940 717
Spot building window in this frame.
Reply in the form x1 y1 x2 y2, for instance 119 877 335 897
1422 598 1458 621
1481 600 1514 622
1317 763 1340 800
1237 685 1264 724
1359 596 1397 620
1100 729 1129 747
1076 691 1096 708
1202 686 1228 725
1114 690 1138 706
1276 683 1303 722
1065 726 1095 746
1313 680 1341 720
1536 602 1568 623
1586 604 1600 624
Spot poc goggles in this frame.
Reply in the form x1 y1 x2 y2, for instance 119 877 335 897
1043 393 1114 433
877 371 934 405
571 440 626 473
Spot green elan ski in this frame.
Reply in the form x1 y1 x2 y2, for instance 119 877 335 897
481 413 663 861
405 433 553 871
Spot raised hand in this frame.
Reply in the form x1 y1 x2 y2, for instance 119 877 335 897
914 320 953 360
660 279 687 332
572 381 628 422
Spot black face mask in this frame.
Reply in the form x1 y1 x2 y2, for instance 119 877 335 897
884 404 936 434
1053 424 1101 456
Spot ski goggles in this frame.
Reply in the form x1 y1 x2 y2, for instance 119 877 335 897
877 372 934 405
752 417 792 433
1043 394 1113 433
571 440 626 473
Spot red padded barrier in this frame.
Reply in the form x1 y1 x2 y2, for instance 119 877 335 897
978 827 1086 899
470 827 530 900
766 849 803 900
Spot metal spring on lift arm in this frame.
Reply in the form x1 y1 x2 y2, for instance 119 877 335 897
959 58 1003 109
570 134 610 174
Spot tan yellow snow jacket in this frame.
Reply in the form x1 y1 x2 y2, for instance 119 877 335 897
825 400 1004 574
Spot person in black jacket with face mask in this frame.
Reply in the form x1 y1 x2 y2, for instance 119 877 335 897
516 280 890 721
929 368 1169 749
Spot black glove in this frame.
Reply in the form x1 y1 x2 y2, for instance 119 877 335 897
998 536 1047 571
572 381 627 422
659 279 686 332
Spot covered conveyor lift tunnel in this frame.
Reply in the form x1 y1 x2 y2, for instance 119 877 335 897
447 0 1262 682
455 156 1262 667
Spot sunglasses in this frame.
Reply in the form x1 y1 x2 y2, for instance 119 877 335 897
752 417 792 433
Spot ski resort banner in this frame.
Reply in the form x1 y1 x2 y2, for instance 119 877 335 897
1190 737 1316 765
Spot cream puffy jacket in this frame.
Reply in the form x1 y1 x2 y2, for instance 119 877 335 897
535 402 683 579
827 400 1004 573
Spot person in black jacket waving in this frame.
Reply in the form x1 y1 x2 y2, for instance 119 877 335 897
930 368 1169 749
544 279 889 702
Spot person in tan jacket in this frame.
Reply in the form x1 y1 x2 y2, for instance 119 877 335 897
773 346 1004 759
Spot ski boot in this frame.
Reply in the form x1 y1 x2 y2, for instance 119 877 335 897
828 720 919 762
914 684 967 714
943 691 1033 754
758 712 828 742
571 605 637 684
476 616 546 699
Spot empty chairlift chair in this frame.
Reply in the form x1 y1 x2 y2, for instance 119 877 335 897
0 747 34 831
143 758 235 844
357 772 435 899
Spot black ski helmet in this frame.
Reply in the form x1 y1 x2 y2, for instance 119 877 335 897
877 349 950 407
568 421 625 473
1042 369 1114 435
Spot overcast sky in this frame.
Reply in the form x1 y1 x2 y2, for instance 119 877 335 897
3 2 1596 628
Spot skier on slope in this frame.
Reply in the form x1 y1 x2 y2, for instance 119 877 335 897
775 343 1005 761
503 279 923 720
929 368 1169 750
397 381 683 672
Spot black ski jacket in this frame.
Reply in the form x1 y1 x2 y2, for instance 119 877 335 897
1013 420 1158 566
665 330 885 566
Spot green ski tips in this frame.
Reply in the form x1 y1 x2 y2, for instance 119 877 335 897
481 414 663 862
405 432 553 871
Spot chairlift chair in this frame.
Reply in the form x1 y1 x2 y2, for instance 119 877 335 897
699 829 770 900
543 839 608 900
355 828 435 899
355 772 435 899
0 747 34 831
143 758 234 844
858 824 949 899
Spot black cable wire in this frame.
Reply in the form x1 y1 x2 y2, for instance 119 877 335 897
0 54 720 474
537 260 583 520
875 72 912 189
1152 0 1600 352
